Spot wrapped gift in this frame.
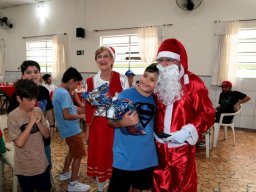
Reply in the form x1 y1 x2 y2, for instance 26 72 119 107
81 83 112 107
82 83 145 135
107 98 145 135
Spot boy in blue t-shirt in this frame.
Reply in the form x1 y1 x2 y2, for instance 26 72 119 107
52 67 90 192
107 64 159 192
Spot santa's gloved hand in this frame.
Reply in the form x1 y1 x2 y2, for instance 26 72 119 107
164 129 191 144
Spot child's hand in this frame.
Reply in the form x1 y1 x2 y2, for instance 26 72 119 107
76 106 84 114
78 113 86 121
29 110 41 124
35 111 41 123
28 111 37 124
121 111 139 127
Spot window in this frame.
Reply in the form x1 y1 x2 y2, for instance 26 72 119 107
101 34 147 74
236 28 256 78
26 40 54 73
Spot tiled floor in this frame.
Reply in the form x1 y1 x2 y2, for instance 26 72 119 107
197 128 256 192
2 128 256 192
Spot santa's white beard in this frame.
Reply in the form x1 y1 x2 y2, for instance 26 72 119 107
154 64 183 105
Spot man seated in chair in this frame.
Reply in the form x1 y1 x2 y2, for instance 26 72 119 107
216 80 251 123
198 80 251 147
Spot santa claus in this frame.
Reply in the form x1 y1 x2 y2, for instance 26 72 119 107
153 38 215 192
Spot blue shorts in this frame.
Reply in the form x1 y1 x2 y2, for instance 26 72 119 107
17 169 52 192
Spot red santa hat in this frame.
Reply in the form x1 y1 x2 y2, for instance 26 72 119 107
105 46 116 61
157 38 189 84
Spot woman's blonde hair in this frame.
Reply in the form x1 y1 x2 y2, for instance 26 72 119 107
95 46 115 60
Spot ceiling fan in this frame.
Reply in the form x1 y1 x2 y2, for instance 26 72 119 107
176 0 202 11
0 13 13 29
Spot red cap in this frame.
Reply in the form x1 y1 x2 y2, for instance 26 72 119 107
220 80 232 88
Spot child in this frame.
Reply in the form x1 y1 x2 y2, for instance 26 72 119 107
107 64 159 192
41 73 58 93
52 67 90 192
7 79 51 191
7 60 55 170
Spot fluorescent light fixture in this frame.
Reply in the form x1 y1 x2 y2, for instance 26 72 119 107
37 1 48 20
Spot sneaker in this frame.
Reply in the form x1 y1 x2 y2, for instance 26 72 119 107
58 171 71 181
197 141 206 147
67 181 90 192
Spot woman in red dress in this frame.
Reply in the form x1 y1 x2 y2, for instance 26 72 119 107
85 46 129 192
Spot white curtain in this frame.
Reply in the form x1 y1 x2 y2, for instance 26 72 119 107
52 34 70 82
138 26 160 64
211 21 239 86
0 39 5 78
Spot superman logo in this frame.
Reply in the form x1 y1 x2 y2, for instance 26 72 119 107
134 102 155 129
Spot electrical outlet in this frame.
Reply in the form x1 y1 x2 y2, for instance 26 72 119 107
77 50 84 55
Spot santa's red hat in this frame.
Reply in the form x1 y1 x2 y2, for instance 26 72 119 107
105 46 116 61
157 38 189 84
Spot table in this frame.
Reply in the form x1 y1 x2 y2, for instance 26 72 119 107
0 85 15 111
0 85 15 97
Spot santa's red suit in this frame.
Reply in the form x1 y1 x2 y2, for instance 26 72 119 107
153 39 215 192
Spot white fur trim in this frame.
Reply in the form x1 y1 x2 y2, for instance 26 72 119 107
157 51 180 61
182 124 198 145
184 74 189 84
179 65 184 79
164 104 173 134
179 66 189 84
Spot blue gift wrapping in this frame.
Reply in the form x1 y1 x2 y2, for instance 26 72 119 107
81 83 112 107
107 98 145 135
82 83 145 135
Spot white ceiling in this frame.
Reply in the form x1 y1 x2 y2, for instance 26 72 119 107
0 0 42 9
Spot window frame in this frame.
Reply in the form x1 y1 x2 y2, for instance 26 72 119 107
236 27 256 78
26 39 54 73
100 34 147 74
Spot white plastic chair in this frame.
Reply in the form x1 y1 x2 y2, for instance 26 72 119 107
0 114 18 192
213 106 242 147
204 126 213 158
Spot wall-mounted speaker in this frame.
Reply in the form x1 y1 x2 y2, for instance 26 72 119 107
76 27 85 38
